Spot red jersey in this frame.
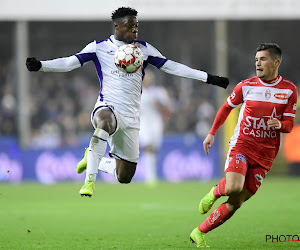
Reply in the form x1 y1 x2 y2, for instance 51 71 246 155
210 75 298 169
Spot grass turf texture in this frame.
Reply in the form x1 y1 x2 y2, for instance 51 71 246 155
0 177 299 249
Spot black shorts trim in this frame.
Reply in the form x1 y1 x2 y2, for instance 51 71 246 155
109 152 137 165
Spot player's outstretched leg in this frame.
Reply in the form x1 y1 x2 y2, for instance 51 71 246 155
190 227 209 248
77 147 88 174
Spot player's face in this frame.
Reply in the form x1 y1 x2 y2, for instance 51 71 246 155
114 16 138 44
255 50 280 81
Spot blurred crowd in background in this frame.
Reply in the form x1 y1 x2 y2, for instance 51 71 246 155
0 60 217 148
1 20 300 150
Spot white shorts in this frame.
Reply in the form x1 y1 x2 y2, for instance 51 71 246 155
91 99 140 163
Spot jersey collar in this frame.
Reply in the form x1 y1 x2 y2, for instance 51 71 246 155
110 35 127 47
258 75 282 86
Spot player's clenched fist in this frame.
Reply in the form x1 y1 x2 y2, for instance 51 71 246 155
203 134 214 156
206 74 229 89
26 57 42 71
267 117 282 129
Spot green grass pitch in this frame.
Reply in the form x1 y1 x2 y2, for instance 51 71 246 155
0 177 299 249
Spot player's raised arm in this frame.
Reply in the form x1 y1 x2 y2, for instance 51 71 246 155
26 55 81 72
144 43 229 89
26 41 97 73
160 60 229 89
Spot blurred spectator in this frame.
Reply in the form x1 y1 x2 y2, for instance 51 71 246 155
27 72 98 148
139 70 173 185
31 120 61 149
0 83 16 135
195 100 215 137
0 59 17 135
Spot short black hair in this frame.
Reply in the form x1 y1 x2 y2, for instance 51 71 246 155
256 43 282 60
111 7 138 22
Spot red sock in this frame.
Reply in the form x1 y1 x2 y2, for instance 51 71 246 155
213 178 227 198
198 203 234 233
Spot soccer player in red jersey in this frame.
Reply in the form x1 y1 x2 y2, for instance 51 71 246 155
190 43 298 248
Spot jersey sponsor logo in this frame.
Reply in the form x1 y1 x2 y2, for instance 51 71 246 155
274 93 288 100
265 89 271 99
246 90 262 95
269 107 282 120
243 108 280 138
293 103 297 110
243 127 277 138
236 154 247 164
111 69 121 74
111 70 134 77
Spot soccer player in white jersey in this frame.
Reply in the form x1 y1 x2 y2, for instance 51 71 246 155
190 43 298 248
26 7 229 197
139 70 172 186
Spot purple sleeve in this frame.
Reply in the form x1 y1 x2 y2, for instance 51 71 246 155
147 56 168 69
75 53 96 66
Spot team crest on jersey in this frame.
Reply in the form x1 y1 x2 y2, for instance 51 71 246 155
265 89 271 100
228 155 233 162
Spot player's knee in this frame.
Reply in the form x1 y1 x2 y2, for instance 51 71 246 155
225 183 243 196
115 160 136 184
97 120 113 134
94 112 115 135
117 173 133 184
116 169 134 183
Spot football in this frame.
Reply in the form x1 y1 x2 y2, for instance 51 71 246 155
114 44 143 73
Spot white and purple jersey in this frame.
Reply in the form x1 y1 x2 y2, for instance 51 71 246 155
40 35 208 118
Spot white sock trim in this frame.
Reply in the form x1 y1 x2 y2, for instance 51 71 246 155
94 128 109 141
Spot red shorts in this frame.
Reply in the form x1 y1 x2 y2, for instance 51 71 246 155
224 146 270 195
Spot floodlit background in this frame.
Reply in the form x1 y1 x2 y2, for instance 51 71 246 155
1 1 300 249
